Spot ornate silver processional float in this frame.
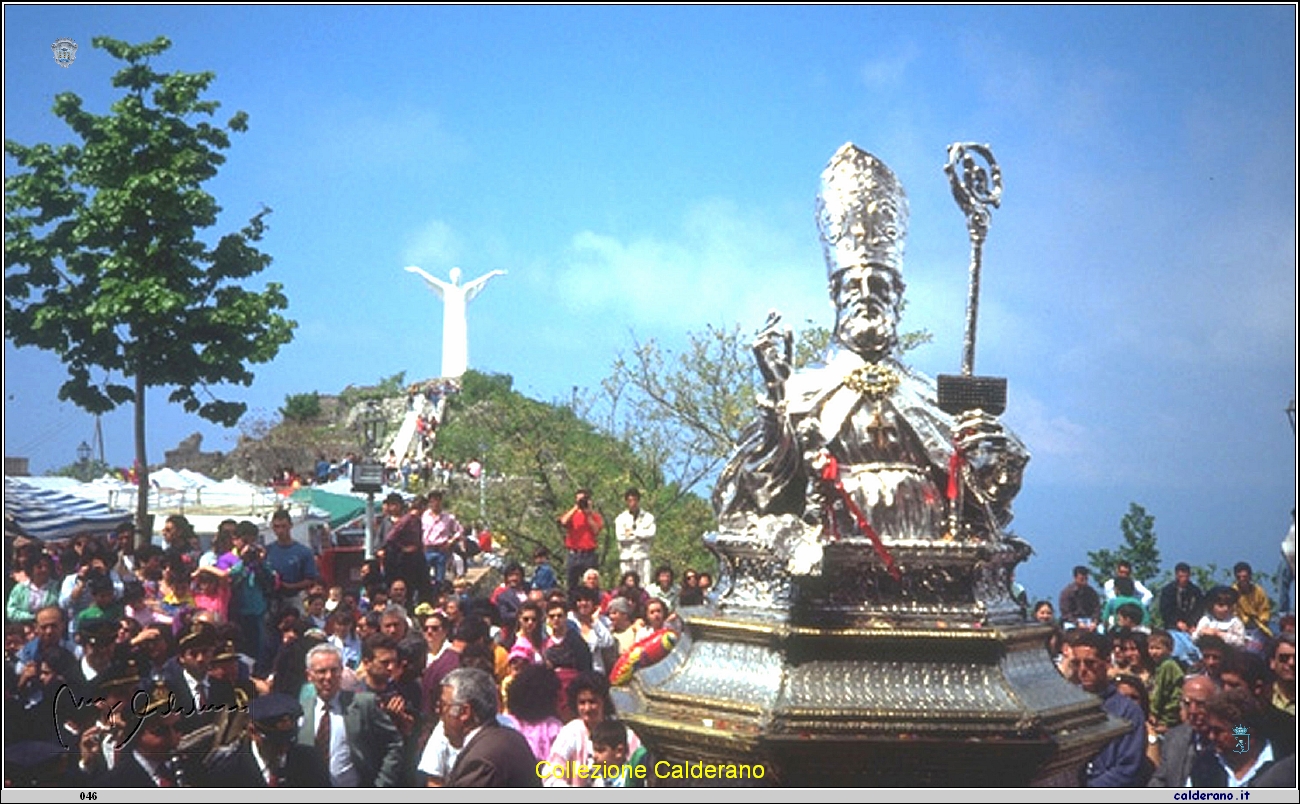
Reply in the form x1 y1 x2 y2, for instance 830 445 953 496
616 143 1126 785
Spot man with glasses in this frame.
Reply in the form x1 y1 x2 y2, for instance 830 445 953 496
1148 674 1216 787
1271 633 1296 716
1190 688 1283 787
1070 631 1146 787
298 642 404 787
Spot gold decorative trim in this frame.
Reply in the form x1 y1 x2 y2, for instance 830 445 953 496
843 362 901 399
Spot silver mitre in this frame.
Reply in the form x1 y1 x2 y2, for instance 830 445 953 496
815 143 909 279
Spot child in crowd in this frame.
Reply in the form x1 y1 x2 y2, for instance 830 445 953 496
192 566 231 622
328 609 362 669
1146 629 1185 732
531 547 558 593
589 719 647 788
325 584 344 613
1195 586 1246 647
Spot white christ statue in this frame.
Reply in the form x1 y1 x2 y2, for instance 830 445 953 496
405 265 507 378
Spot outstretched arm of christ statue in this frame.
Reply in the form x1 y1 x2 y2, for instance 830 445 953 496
404 265 452 299
461 269 507 303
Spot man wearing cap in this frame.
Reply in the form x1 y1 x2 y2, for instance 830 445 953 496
104 680 185 787
75 617 119 691
160 621 237 733
299 642 404 787
203 692 331 787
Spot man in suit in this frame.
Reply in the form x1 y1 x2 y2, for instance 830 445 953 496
1148 674 1216 787
203 693 331 787
298 642 404 787
104 680 184 787
159 621 237 734
440 667 540 787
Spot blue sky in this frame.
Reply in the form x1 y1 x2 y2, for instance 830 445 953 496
5 6 1296 602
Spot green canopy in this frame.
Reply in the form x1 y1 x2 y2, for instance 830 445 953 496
290 488 367 529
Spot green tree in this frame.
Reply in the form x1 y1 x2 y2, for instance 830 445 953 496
280 391 322 423
4 36 295 543
436 370 717 578
592 317 931 501
1088 502 1162 584
48 458 114 484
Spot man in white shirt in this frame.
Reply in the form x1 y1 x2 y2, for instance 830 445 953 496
1189 688 1281 787
298 642 404 787
1103 560 1154 606
614 487 656 583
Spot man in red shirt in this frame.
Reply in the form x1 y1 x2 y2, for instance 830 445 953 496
558 489 603 595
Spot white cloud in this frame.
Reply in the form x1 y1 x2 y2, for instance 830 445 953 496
556 198 830 334
402 218 463 268
861 41 921 89
1002 391 1107 485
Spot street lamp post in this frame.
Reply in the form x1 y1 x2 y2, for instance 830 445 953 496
477 442 487 523
353 401 389 560
76 441 92 481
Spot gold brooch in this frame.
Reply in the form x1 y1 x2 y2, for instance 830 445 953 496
844 363 900 400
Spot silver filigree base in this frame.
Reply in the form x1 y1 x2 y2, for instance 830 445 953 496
616 616 1128 786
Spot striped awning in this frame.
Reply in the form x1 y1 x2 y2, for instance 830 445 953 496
4 476 132 542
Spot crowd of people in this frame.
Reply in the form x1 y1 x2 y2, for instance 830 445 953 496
1034 560 1295 787
4 494 1292 788
4 497 723 788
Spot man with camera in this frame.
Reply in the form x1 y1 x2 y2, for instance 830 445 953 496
232 521 276 675
558 489 604 594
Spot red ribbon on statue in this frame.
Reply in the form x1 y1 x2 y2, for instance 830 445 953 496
947 446 963 502
818 454 901 581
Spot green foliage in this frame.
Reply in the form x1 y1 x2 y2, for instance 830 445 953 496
435 370 717 578
48 458 114 483
4 36 295 536
338 371 409 409
1088 502 1162 583
280 391 322 423
592 324 756 499
591 317 936 502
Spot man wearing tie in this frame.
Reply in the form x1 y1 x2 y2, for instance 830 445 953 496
203 693 331 787
299 643 405 787
160 621 236 734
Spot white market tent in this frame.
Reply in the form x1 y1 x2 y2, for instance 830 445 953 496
4 470 340 550
4 476 131 541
